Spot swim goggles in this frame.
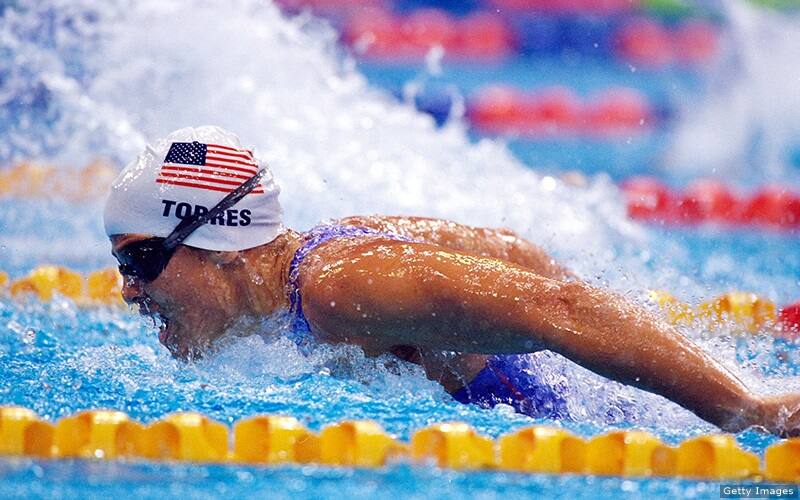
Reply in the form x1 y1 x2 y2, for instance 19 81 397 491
114 169 265 283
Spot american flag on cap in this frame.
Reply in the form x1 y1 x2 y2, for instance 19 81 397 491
156 141 264 194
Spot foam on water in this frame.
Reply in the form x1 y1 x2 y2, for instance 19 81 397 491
0 0 798 441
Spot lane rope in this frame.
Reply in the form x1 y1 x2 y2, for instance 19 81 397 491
0 407 797 481
622 177 800 230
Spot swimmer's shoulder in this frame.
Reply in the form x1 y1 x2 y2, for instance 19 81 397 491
336 214 440 228
336 215 513 252
336 214 475 238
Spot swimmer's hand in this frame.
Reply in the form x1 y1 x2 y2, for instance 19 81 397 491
723 393 800 437
751 393 800 437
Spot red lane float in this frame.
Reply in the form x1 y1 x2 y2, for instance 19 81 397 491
487 0 638 14
679 180 738 222
674 20 719 65
343 8 515 61
466 86 530 134
615 18 673 68
467 85 652 136
281 2 719 66
615 18 719 68
622 177 800 229
530 87 583 132
779 301 800 339
583 88 652 133
621 176 674 220
402 9 457 51
740 186 800 228
457 12 515 59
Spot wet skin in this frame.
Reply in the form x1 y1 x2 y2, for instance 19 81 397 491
111 215 800 436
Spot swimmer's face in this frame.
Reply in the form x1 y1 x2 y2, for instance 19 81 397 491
111 234 240 359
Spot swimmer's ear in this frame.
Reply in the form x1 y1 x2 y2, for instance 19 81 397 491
208 251 240 266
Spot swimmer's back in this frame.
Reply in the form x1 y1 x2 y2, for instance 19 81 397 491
337 215 572 281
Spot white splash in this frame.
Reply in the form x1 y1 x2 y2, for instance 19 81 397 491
666 0 800 181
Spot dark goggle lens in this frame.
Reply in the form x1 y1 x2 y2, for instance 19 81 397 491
115 238 174 283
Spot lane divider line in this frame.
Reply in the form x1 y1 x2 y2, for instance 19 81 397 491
0 407 797 481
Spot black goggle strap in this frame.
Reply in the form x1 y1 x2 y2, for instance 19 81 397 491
162 168 266 251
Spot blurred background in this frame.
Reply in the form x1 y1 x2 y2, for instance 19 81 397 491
274 0 800 187
3 0 799 234
1 2 800 497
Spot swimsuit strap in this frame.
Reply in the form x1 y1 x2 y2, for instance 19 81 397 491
485 356 532 404
286 223 415 351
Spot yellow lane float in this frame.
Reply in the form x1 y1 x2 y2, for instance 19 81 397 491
233 415 319 464
764 438 800 482
320 420 402 467
498 426 584 473
86 268 125 304
10 266 83 302
54 410 142 459
1 406 799 482
699 292 777 333
676 434 760 480
647 290 694 325
138 412 229 462
648 290 778 333
0 161 117 201
411 422 495 469
584 430 675 477
4 266 123 305
0 407 54 458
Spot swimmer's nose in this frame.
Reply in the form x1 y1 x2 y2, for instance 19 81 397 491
121 276 145 305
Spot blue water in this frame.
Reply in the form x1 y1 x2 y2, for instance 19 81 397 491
1 0 800 498
0 460 726 499
0 292 786 499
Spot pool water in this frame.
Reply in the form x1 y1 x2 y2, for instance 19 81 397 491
1 0 799 498
0 460 727 499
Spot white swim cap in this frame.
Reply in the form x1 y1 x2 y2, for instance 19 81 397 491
104 126 283 251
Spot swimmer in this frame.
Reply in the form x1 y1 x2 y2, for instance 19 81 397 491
104 126 800 436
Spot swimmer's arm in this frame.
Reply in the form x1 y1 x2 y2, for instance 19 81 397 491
303 241 797 435
338 215 574 281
